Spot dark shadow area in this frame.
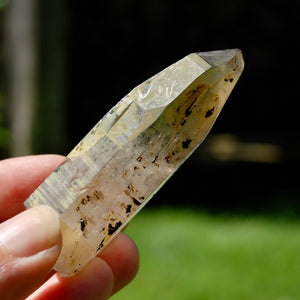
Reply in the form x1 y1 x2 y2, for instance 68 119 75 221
150 159 300 217
64 0 300 216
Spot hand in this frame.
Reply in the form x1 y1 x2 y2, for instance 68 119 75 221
0 155 139 300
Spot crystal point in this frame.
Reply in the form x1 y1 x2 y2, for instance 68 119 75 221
24 49 244 276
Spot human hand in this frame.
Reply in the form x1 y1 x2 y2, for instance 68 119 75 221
0 155 139 300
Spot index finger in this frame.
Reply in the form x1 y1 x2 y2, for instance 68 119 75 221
0 155 64 222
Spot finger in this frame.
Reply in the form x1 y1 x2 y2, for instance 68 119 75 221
27 233 139 300
27 258 114 300
0 206 61 300
0 155 64 221
99 232 139 295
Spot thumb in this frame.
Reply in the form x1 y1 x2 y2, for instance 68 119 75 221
0 206 61 300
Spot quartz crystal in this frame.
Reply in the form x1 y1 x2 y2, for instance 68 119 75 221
24 49 244 276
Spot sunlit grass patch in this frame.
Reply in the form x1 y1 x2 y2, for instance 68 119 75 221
112 209 300 300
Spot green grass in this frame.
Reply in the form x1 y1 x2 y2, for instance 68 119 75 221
112 208 300 300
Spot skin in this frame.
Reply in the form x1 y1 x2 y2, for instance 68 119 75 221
0 155 139 300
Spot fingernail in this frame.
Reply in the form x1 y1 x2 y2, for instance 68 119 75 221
0 205 60 257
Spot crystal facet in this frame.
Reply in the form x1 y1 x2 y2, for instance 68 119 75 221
24 49 244 276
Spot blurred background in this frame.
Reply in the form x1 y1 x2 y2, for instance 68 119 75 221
1 0 300 299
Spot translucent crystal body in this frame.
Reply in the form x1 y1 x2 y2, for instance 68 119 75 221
24 49 244 276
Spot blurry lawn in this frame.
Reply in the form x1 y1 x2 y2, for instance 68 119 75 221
112 208 300 300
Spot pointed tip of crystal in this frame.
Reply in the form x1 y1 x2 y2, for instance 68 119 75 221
196 48 244 69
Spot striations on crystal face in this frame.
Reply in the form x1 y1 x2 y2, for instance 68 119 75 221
24 49 244 276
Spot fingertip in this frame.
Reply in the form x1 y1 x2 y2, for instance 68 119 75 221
0 155 65 221
99 232 139 295
28 257 114 300
0 243 61 299
0 205 61 258
29 233 139 300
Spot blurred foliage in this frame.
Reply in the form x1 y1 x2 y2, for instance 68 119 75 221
33 0 68 155
0 0 8 10
0 93 9 158
0 4 8 159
